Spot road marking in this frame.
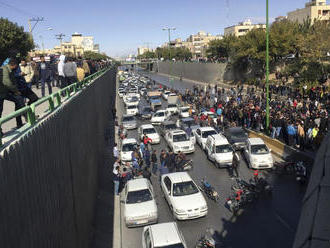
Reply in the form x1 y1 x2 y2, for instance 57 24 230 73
275 212 295 233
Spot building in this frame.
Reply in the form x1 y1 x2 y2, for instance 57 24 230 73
137 47 153 56
224 20 266 37
274 16 288 23
287 0 330 24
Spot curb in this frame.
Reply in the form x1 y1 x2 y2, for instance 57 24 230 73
112 76 122 248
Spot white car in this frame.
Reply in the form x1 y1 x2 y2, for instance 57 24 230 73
194 127 218 150
162 90 171 100
126 105 138 116
178 106 190 118
138 124 160 144
122 178 158 227
124 96 140 107
142 222 187 248
244 138 274 169
199 111 218 123
120 138 138 164
205 134 234 168
150 110 171 125
161 172 208 220
165 130 195 154
166 103 178 115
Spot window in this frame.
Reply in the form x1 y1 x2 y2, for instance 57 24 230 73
173 181 199 196
144 229 152 248
202 130 217 138
215 144 233 153
164 177 171 192
173 134 189 142
251 144 269 155
196 129 201 136
143 128 156 134
126 189 152 204
122 143 137 152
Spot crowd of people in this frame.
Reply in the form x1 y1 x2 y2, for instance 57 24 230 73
0 56 109 135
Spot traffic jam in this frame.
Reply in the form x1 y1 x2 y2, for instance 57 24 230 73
115 71 308 248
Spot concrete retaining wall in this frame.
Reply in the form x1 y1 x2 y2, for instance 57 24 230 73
0 68 117 248
153 61 234 83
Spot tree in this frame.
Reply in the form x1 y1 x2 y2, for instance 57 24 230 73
206 35 238 60
0 18 34 65
155 47 192 61
83 51 109 60
137 51 156 59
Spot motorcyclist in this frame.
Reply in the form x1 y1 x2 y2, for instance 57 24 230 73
175 151 187 171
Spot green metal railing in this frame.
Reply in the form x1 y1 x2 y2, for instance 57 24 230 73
0 67 111 146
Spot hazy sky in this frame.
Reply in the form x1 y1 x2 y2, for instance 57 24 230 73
0 0 309 57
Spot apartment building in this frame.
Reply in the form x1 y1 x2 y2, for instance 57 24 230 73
224 20 266 37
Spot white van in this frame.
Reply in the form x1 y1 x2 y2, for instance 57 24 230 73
205 134 234 168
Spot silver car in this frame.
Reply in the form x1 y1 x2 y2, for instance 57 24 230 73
122 115 137 130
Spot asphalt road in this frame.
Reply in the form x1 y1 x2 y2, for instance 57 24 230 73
116 75 305 248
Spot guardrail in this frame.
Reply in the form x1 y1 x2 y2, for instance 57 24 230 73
0 67 111 146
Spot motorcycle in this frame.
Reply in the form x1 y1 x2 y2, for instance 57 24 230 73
226 189 257 214
182 159 193 171
295 161 307 185
196 228 222 248
249 177 272 195
200 178 220 202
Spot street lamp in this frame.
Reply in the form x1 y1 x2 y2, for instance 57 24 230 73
162 27 176 85
266 0 270 133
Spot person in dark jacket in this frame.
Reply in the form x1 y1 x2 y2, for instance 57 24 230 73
14 64 38 105
151 149 158 175
38 55 52 97
143 167 152 183
144 148 151 168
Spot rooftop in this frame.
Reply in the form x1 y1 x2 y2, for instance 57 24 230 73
149 222 182 246
127 178 149 191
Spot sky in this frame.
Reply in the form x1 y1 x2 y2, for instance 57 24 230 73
0 0 309 58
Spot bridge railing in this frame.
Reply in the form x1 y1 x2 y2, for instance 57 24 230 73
0 67 111 146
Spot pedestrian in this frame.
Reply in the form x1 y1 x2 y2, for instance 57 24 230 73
113 158 120 169
159 160 169 182
0 58 25 134
37 55 52 97
297 121 305 151
142 167 152 183
57 55 66 88
82 59 90 76
144 148 151 168
113 166 120 196
231 151 240 177
113 143 119 159
76 62 85 82
63 57 77 86
19 58 34 89
151 149 158 175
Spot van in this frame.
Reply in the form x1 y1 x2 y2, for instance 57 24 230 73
205 134 234 168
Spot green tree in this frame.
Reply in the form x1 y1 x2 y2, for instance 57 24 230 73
206 35 238 60
0 18 34 65
83 51 109 60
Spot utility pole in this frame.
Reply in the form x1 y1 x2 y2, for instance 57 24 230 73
266 0 270 134
55 33 65 45
28 17 44 34
162 27 176 86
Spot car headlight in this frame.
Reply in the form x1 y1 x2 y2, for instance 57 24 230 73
175 208 185 214
174 145 180 149
126 216 135 221
149 211 157 217
190 144 194 149
200 205 207 210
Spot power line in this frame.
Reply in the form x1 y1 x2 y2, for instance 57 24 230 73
0 1 37 17
28 17 44 33
55 33 66 44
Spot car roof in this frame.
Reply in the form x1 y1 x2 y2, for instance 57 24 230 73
122 114 135 118
122 138 137 144
163 121 176 125
126 178 149 191
156 109 166 113
170 129 186 135
181 117 194 121
198 127 216 132
141 124 155 129
165 172 192 183
208 134 229 145
180 106 190 109
248 137 265 145
149 222 182 246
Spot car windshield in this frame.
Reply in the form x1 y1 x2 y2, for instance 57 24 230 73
126 189 152 204
165 124 177 130
230 130 246 138
183 120 195 126
216 144 233 153
150 96 159 100
173 181 199 196
143 107 152 113
251 144 269 154
127 105 137 109
123 116 135 122
129 97 139 102
168 104 176 108
143 128 156 134
154 112 165 117
173 134 189 142
181 108 189 113
122 143 137 152
202 130 217 138
155 244 185 248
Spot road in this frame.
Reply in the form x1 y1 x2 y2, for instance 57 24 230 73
117 71 305 248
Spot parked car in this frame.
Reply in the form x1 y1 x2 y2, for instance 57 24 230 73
126 104 139 116
124 95 140 106
121 114 137 130
199 111 217 123
224 127 248 150
151 110 171 125
205 134 233 168
120 138 138 164
161 172 208 220
166 103 178 115
177 117 200 144
159 121 178 137
122 178 158 227
138 124 160 144
193 127 218 150
165 130 195 154
162 90 171 100
178 106 191 118
243 138 274 169
138 105 153 119
142 222 187 248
